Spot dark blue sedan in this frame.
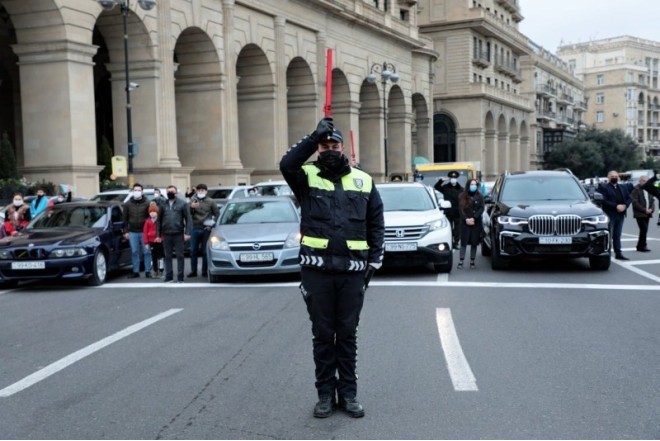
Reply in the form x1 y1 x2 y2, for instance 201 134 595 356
0 201 132 287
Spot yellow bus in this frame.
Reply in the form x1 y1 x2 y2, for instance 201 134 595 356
414 162 481 188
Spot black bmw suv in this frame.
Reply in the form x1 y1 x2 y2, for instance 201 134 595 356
481 170 611 270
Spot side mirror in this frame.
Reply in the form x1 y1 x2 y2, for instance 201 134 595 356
112 221 125 231
592 192 604 202
439 200 451 209
484 195 493 204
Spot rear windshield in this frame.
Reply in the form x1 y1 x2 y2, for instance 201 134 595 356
378 186 436 211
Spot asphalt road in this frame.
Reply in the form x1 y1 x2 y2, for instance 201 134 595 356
1 221 659 439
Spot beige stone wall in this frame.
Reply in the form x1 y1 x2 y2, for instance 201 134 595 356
0 0 437 195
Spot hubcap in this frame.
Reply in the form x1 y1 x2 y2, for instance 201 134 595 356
96 252 107 281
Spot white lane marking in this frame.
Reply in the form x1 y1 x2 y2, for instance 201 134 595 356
627 259 660 266
0 308 183 398
610 259 660 283
98 281 660 290
436 272 449 283
435 308 478 391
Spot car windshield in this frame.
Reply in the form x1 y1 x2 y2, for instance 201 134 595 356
378 186 436 211
501 176 588 203
28 206 108 229
254 184 293 197
220 200 298 224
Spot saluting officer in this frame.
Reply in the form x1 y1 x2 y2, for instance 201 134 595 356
280 117 385 419
434 170 463 249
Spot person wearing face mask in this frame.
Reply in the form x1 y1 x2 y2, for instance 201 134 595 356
4 192 31 236
47 184 73 208
29 187 49 218
122 183 152 278
158 185 192 283
456 180 484 269
434 170 464 249
143 202 164 278
280 117 385 419
187 183 219 278
597 170 632 260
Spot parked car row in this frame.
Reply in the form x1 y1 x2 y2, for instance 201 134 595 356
1 169 612 288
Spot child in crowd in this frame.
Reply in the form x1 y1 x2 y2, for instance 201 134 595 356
143 202 164 278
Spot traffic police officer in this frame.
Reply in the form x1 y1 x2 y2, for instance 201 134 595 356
280 117 385 418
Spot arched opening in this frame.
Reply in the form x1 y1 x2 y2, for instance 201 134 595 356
286 57 316 145
174 27 223 177
411 93 430 161
0 5 20 170
433 113 456 162
236 44 275 173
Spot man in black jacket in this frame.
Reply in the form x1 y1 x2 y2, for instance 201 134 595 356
158 185 192 283
280 117 384 419
598 170 631 260
123 183 151 278
434 170 463 249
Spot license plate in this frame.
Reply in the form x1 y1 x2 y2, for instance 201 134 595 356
11 261 46 270
538 236 572 245
385 242 418 252
239 252 274 262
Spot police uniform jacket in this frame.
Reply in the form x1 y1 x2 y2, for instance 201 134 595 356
280 134 385 273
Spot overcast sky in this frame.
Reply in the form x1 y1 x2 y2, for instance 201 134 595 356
518 0 660 53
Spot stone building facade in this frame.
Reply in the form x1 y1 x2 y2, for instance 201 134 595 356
558 36 660 158
0 0 437 196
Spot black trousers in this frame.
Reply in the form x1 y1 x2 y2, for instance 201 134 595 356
163 233 185 281
636 217 650 249
448 215 460 246
300 267 365 399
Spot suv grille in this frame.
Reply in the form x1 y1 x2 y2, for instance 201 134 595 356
385 226 429 240
528 215 582 236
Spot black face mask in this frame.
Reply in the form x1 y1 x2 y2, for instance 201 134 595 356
318 150 344 172
610 178 619 184
167 192 176 200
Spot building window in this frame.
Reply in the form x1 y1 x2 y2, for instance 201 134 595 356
596 74 604 86
596 93 605 104
400 9 409 21
569 59 576 70
627 72 634 83
627 88 635 101
596 111 605 123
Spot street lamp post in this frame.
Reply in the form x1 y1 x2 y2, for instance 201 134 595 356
97 0 156 188
367 61 399 180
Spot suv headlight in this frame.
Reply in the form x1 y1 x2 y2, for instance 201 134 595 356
284 231 301 248
582 214 609 225
50 248 88 258
497 216 528 226
209 235 230 251
426 218 448 231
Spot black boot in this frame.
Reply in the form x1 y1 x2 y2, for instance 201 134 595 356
313 395 335 418
338 396 365 418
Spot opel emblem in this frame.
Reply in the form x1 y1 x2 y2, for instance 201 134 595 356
395 229 405 238
252 243 261 250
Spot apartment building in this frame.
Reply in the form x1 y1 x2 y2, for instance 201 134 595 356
558 36 660 158
520 42 587 168
0 0 436 195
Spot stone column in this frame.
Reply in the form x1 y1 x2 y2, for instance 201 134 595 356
156 0 182 168
221 0 242 169
12 41 102 197
274 16 289 162
497 132 510 174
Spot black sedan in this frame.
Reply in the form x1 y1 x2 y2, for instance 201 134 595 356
0 201 132 287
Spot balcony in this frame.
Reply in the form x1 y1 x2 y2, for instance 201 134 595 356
574 100 587 111
494 0 522 21
556 93 574 105
494 58 521 81
472 51 491 68
536 84 557 97
537 110 557 121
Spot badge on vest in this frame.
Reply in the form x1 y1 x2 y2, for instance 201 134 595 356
353 178 364 189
